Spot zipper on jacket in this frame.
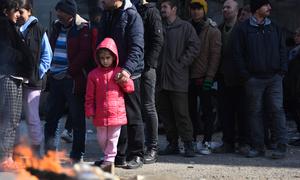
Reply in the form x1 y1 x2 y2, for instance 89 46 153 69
105 71 109 126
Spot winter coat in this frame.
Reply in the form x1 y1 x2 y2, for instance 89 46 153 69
233 17 287 81
19 16 52 90
49 14 92 95
157 17 200 92
97 0 144 77
85 38 135 127
137 2 164 69
0 15 34 79
190 18 221 81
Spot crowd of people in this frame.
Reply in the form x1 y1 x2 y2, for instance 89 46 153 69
0 0 300 172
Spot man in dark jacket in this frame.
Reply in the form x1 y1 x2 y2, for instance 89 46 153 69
98 0 145 169
214 0 250 154
233 0 288 159
157 0 200 157
137 0 163 164
44 0 91 163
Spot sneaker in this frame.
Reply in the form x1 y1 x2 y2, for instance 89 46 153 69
61 129 73 143
198 142 212 155
213 143 234 154
270 143 287 159
245 148 265 158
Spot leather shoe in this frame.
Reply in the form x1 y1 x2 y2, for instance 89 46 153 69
115 156 127 168
125 156 143 169
144 149 158 164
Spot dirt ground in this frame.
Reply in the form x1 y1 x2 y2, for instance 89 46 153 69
1 119 300 180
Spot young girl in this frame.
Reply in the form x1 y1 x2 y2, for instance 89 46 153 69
17 0 52 155
85 38 134 170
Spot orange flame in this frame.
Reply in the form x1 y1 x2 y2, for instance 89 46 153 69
0 145 75 179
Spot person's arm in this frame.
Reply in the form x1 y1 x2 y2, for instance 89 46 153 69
39 33 53 79
232 24 250 81
178 23 200 67
85 72 96 118
144 8 164 68
122 10 144 75
205 28 222 81
68 24 92 77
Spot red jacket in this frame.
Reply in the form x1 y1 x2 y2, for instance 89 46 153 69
50 15 92 95
85 38 134 127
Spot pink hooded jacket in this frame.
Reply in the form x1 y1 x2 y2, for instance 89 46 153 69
85 38 134 127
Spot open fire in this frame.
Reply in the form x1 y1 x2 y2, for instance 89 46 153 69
0 145 119 180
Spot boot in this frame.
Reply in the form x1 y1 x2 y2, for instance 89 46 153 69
183 141 196 157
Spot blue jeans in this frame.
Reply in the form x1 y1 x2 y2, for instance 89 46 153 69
44 77 86 160
244 74 287 149
141 68 158 150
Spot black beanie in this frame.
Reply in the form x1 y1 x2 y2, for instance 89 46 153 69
55 0 77 17
250 0 270 13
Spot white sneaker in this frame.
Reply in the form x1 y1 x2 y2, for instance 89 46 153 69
198 142 212 155
61 129 73 143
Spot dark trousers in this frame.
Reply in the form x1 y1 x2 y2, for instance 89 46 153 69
188 79 214 142
141 68 158 150
0 77 22 158
157 90 193 143
218 77 248 146
244 75 287 149
116 78 144 160
44 77 86 160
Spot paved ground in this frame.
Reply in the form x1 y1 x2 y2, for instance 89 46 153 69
1 117 298 179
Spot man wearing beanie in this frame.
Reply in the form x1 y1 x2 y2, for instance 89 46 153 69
44 0 92 163
188 0 221 155
233 0 288 159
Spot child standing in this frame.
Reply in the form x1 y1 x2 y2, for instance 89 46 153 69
85 38 134 170
17 0 52 155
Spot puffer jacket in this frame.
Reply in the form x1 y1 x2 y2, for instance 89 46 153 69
85 38 134 127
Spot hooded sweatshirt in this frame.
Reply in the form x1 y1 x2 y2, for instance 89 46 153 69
19 16 53 89
85 38 134 127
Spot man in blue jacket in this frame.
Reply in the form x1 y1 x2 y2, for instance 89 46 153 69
98 0 144 169
233 0 288 159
